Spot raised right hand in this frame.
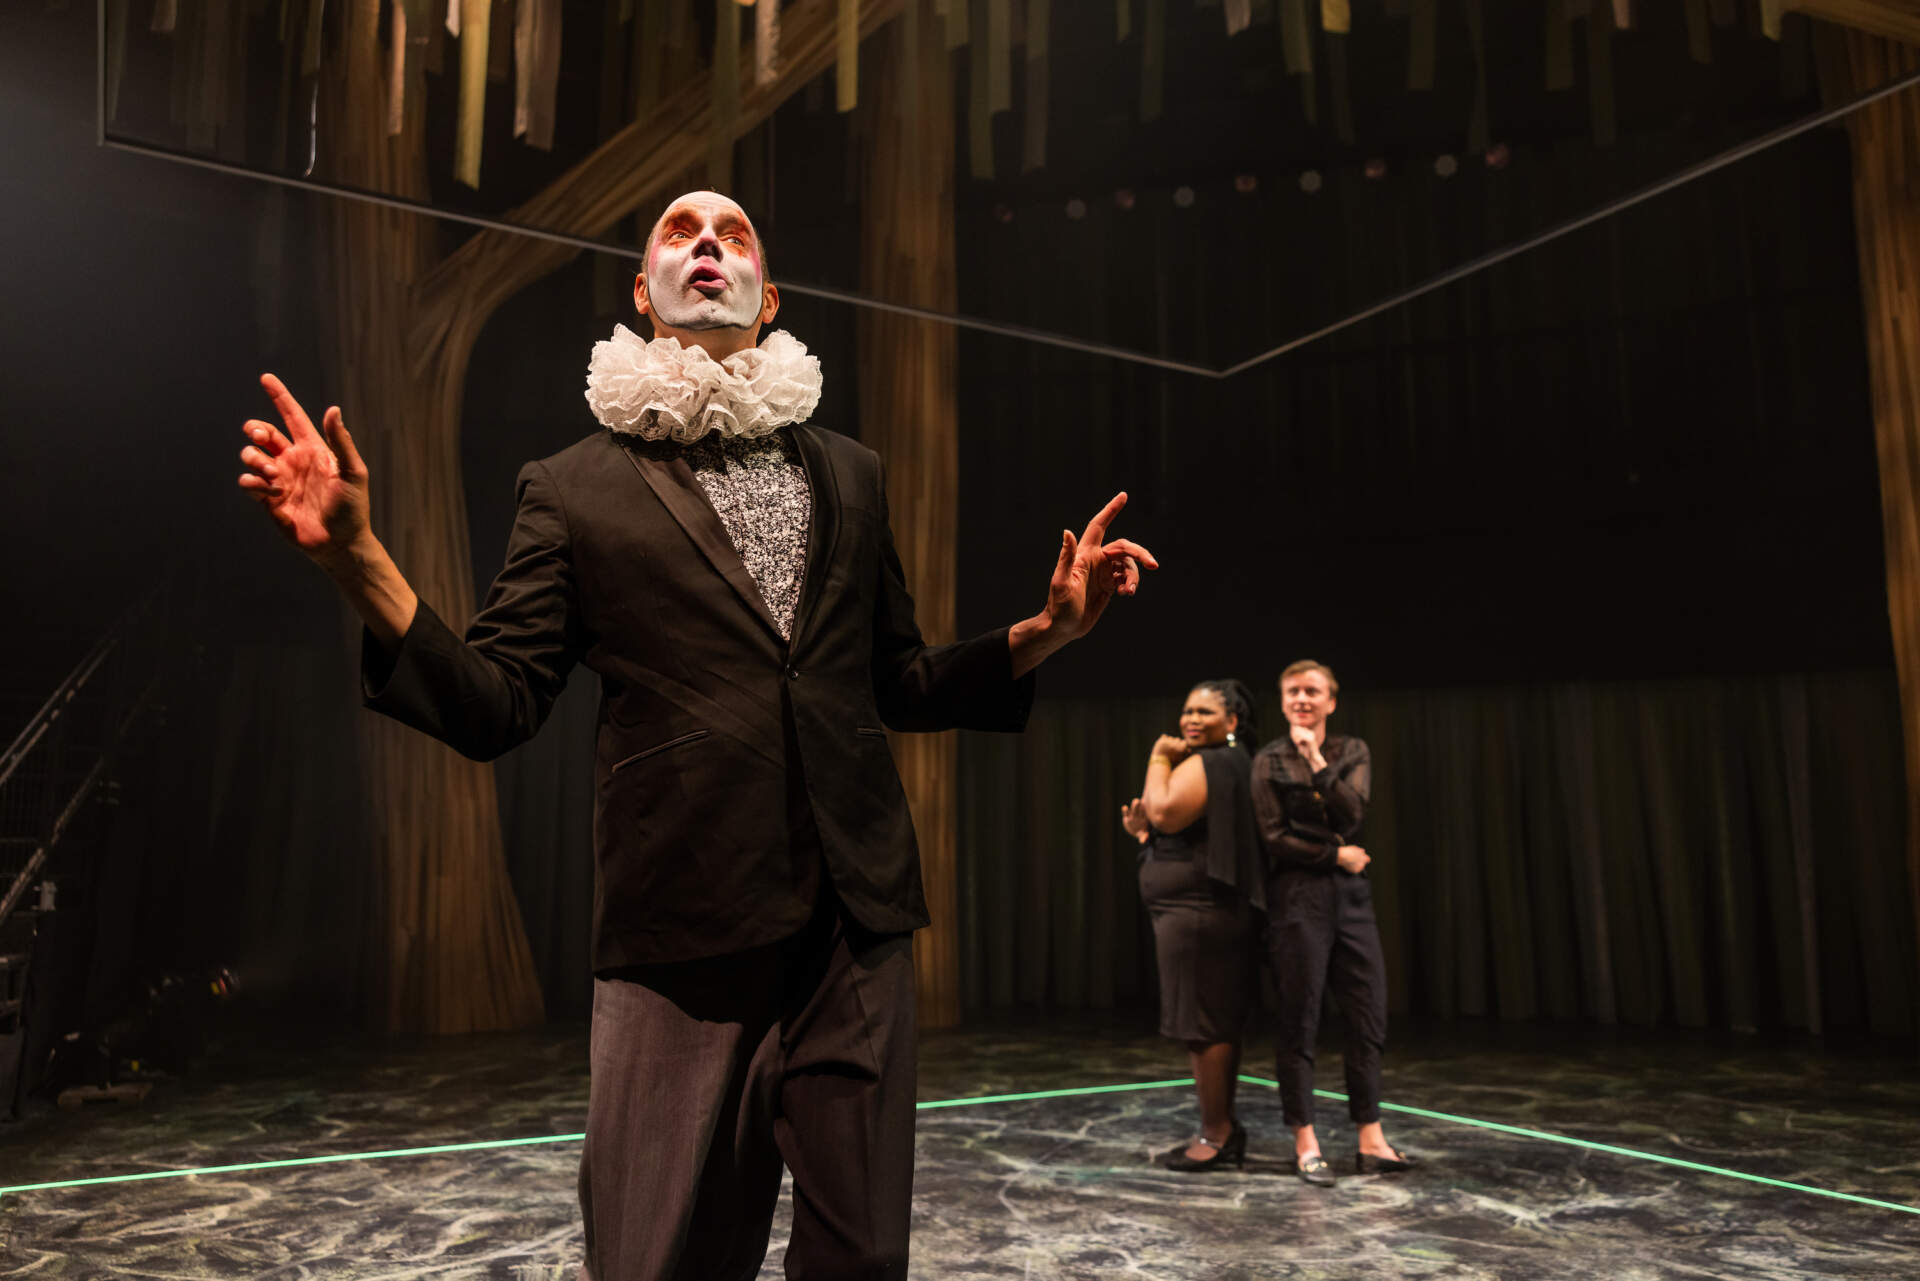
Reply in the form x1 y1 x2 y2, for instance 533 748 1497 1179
238 374 370 567
1120 797 1151 844
1336 845 1370 875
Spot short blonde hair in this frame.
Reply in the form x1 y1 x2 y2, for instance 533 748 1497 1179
1279 660 1339 696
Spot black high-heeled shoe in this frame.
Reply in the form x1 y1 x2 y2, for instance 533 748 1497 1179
1159 1122 1247 1172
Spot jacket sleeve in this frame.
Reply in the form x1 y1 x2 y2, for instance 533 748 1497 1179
867 456 1036 733
361 460 582 760
1252 747 1340 872
1315 740 1371 840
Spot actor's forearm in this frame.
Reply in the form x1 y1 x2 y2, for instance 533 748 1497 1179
1008 612 1068 679
320 532 418 650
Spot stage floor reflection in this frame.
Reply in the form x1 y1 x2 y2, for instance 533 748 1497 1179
2 1018 1915 1278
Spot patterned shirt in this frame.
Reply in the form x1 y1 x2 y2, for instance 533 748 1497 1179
684 430 813 642
1251 735 1372 873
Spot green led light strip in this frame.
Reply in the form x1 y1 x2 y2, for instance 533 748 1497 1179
0 1079 1193 1199
4 1075 1914 1217
1238 1074 1919 1217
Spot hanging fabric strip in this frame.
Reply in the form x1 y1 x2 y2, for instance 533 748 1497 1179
1224 0 1251 36
948 0 970 50
1684 0 1711 63
1023 0 1049 170
303 0 326 75
278 0 291 42
668 0 692 49
1709 0 1734 26
389 2 408 136
714 0 741 180
456 0 490 186
1587 2 1615 147
1140 0 1165 122
756 0 779 87
107 0 129 120
514 0 534 136
530 0 563 148
969 0 993 175
447 0 460 36
152 0 177 34
1466 0 1488 153
489 0 514 84
1779 11 1808 98
1545 0 1572 89
1611 0 1631 31
988 0 1011 113
1327 30 1353 142
1759 0 1782 40
1279 0 1309 74
837 0 858 110
1320 0 1349 34
1406 0 1433 90
426 0 447 73
1115 0 1128 42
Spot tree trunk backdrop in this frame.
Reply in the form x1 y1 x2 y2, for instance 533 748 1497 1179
857 10 965 1029
1839 28 1920 1027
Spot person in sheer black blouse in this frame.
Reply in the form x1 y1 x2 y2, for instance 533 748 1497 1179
1252 660 1416 1187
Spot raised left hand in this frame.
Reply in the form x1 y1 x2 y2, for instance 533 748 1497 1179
1042 492 1158 643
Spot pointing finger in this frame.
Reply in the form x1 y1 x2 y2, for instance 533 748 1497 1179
1078 491 1128 547
260 373 319 444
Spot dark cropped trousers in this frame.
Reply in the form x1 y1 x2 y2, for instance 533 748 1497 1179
1266 869 1388 1128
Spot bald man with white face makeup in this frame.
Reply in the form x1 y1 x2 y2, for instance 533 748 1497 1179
238 190 1157 1281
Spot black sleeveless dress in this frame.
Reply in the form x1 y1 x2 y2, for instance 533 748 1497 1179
1137 745 1266 1042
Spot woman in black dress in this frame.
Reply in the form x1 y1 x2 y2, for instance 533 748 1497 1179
1122 679 1265 1172
1253 659 1416 1187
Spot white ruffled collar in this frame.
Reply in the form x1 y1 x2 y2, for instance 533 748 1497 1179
584 326 823 443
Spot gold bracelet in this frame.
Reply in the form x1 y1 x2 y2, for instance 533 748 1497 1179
1149 754 1173 768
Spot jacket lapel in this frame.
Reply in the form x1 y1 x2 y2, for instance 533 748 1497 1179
788 424 840 650
616 437 787 645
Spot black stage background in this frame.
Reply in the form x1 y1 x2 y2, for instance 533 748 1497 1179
1 3 1909 1049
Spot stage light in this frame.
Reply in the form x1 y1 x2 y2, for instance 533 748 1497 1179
1233 173 1258 194
1065 198 1088 220
992 203 1014 223
1172 185 1195 208
1299 169 1323 193
1113 188 1136 210
1364 157 1387 180
1485 142 1511 169
1434 153 1459 177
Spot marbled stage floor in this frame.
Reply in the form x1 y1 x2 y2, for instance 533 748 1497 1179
1 1017 1915 1279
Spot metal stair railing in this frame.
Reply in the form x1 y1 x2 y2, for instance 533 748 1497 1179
0 585 169 939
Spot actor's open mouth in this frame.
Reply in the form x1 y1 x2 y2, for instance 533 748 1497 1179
688 265 727 291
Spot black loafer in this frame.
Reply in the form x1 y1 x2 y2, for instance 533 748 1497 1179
1295 1153 1336 1187
1354 1148 1420 1174
1161 1123 1247 1172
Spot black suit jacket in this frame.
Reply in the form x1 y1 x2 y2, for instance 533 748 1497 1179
362 425 1035 969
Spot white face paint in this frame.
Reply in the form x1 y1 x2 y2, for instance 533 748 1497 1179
645 194 765 333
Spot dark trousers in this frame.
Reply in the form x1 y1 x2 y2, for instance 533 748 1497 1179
578 895 916 1281
1267 870 1387 1128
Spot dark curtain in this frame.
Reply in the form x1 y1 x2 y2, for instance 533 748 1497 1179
959 672 1914 1038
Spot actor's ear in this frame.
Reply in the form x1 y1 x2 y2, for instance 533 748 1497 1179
633 272 651 317
759 281 780 327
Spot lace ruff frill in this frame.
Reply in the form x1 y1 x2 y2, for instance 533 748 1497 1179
584 327 823 442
